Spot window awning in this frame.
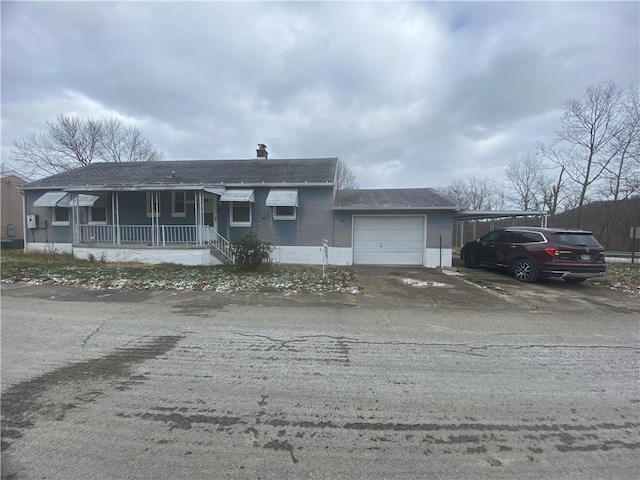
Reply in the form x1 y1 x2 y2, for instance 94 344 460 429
57 194 100 207
34 191 69 207
266 189 298 207
34 192 102 207
220 189 255 202
203 186 226 195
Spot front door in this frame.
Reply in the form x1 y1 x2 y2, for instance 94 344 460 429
203 194 218 231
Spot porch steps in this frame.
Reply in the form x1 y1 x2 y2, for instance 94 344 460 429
210 245 234 265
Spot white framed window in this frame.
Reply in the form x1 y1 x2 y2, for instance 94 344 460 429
273 205 297 220
89 206 107 224
172 191 186 217
230 202 251 226
146 192 160 217
265 189 298 221
52 207 70 226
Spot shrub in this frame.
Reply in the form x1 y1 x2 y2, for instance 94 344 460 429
231 232 272 269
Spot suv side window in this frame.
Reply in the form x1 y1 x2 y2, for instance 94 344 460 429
497 231 521 243
520 232 545 243
481 231 501 243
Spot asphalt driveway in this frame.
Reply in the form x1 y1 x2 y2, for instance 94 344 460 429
350 262 640 314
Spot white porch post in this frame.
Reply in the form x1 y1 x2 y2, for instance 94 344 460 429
152 192 160 246
152 192 157 245
194 191 201 245
200 191 205 244
72 193 80 244
115 192 121 245
111 193 116 245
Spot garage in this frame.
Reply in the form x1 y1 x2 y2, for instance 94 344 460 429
353 215 425 265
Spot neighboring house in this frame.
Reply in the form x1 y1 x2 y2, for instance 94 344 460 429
21 152 461 267
1 169 29 248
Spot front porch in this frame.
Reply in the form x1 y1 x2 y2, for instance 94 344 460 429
75 224 235 264
56 189 235 263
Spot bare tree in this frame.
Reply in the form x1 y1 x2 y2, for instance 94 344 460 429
11 114 164 178
12 116 102 177
101 117 164 163
336 159 359 189
597 86 640 245
442 178 502 210
505 152 547 210
539 165 565 216
542 81 627 227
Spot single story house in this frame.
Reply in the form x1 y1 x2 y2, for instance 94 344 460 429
21 153 462 267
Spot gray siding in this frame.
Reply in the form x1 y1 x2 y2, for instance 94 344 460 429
225 186 335 246
425 210 455 249
333 211 354 247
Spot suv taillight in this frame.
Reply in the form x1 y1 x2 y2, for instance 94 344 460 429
544 248 558 257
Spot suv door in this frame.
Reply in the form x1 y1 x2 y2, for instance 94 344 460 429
495 230 522 266
476 230 502 265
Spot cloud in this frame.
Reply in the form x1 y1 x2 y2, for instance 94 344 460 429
1 1 638 187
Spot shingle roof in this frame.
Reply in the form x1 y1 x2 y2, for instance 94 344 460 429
23 158 338 189
333 188 461 210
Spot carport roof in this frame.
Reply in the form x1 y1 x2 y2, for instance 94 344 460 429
333 188 461 210
454 210 548 221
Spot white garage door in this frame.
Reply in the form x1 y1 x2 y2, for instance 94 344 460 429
353 216 425 265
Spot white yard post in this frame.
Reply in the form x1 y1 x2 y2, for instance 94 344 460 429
322 239 329 276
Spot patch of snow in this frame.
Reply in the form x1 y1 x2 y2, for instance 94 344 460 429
401 278 449 288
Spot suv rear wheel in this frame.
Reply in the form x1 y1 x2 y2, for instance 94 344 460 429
513 258 537 283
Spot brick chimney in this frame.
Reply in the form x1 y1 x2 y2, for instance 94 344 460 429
256 144 268 159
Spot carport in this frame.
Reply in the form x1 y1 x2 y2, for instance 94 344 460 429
454 210 549 248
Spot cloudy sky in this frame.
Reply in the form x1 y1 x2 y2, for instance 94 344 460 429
2 1 638 188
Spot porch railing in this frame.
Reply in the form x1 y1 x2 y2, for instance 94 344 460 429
80 225 216 248
79 224 203 246
78 224 235 263
203 227 235 263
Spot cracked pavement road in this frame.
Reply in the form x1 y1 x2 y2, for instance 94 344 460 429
1 282 639 479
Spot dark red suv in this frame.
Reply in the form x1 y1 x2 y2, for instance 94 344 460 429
460 227 606 283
